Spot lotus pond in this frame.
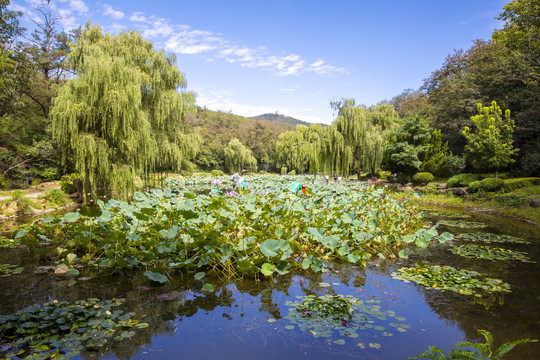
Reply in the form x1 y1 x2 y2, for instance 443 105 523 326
0 175 538 359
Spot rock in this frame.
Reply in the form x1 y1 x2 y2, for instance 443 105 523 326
452 188 468 196
436 189 449 194
414 187 424 193
406 182 413 187
436 183 447 189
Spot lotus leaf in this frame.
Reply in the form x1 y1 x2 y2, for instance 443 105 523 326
449 245 534 263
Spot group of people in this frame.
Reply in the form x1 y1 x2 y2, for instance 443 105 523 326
324 173 342 185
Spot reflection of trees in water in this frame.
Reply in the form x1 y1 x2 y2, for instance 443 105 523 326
415 252 540 359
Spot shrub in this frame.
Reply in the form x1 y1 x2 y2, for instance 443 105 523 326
467 178 504 193
281 167 288 175
501 177 540 193
447 173 479 188
396 173 410 185
211 169 224 177
480 173 508 180
444 155 466 176
39 167 60 182
412 172 434 184
521 152 540 177
60 173 79 194
0 177 7 190
16 197 33 214
288 169 296 176
39 189 69 207
10 190 23 202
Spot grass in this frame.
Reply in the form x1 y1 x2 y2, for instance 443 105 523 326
392 182 540 225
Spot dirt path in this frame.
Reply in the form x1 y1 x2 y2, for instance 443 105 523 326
0 182 62 201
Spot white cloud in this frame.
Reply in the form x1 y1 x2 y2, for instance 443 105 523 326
195 88 327 124
126 13 345 77
103 4 124 20
130 11 147 22
70 0 88 15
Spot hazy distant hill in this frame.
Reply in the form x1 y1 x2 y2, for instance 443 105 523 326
250 113 311 128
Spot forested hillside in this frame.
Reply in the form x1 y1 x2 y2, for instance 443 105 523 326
193 108 291 172
250 113 312 128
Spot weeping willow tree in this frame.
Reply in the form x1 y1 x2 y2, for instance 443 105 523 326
332 99 399 178
223 138 257 173
275 125 313 173
51 24 200 202
308 124 351 176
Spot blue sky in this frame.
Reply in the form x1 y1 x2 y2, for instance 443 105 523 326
10 0 508 124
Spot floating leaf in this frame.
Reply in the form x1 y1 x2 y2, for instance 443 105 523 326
144 271 168 283
202 283 215 292
194 272 206 280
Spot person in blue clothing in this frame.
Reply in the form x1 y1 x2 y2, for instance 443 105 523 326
333 173 337 182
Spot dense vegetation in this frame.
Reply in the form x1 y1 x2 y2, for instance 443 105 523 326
0 0 537 215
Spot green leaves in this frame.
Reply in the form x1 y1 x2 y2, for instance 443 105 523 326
392 264 511 296
144 271 168 284
0 298 147 359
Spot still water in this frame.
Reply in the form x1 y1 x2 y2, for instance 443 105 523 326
0 207 538 359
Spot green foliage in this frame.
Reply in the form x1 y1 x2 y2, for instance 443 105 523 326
521 150 540 176
17 175 438 282
285 294 408 342
468 178 504 193
333 100 399 177
500 177 540 193
51 24 200 203
396 173 411 185
447 173 480 188
39 188 69 206
392 263 511 296
457 232 529 244
444 155 466 176
412 172 434 185
449 244 533 263
462 102 518 176
0 263 24 277
223 138 257 173
288 169 296 175
211 169 224 176
0 298 149 359
60 173 79 194
16 196 33 214
410 329 537 360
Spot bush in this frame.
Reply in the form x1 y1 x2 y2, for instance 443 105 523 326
521 152 540 177
281 167 288 175
396 173 410 185
480 173 508 180
211 169 224 177
60 173 79 194
0 177 7 190
16 197 33 214
412 172 434 184
501 177 540 193
39 189 69 207
467 178 504 193
288 169 296 176
447 173 479 188
444 155 466 176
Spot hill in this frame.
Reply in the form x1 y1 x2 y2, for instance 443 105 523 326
250 113 311 128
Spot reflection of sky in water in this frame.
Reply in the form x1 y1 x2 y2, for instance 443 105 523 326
127 269 465 360
1 206 539 359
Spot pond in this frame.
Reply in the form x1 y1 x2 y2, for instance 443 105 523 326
0 183 538 359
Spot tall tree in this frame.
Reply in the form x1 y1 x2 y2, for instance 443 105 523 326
462 101 518 178
275 125 311 173
332 100 399 178
52 24 199 201
223 138 256 173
